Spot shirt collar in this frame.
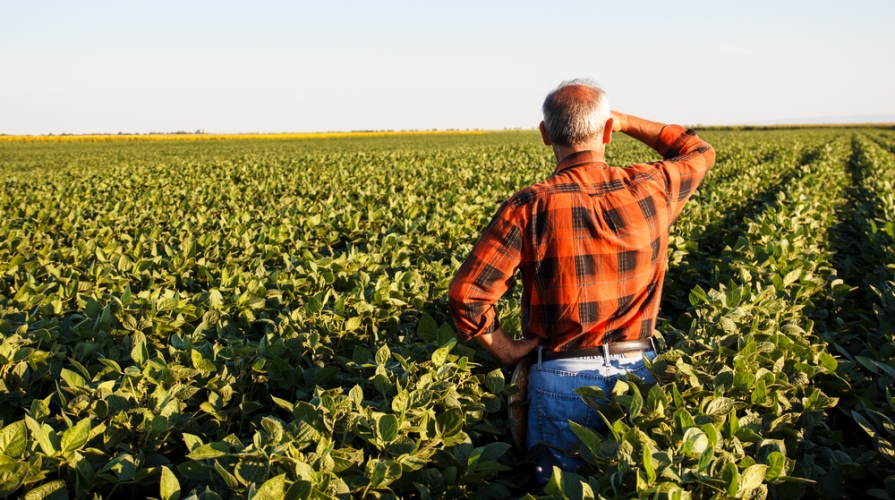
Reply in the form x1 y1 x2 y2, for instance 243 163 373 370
554 150 609 175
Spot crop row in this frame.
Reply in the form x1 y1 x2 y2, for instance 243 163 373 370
661 132 834 318
816 135 895 498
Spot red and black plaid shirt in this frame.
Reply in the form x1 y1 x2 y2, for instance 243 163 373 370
449 125 715 351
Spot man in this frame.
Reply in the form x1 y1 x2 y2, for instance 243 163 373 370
448 79 715 481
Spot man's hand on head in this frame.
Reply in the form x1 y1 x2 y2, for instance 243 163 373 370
474 328 540 365
610 110 626 133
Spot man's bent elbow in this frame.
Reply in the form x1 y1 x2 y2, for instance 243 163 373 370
704 142 717 170
447 277 465 328
700 145 716 178
448 277 479 342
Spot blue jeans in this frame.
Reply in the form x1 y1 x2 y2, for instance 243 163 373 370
526 347 657 484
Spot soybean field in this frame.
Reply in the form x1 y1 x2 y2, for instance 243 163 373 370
1 128 895 500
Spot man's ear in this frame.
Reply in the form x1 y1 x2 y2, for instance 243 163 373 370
539 121 551 146
602 118 613 145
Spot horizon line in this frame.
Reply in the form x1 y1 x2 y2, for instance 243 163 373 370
3 122 895 141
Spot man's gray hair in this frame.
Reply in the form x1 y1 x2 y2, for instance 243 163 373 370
542 79 610 147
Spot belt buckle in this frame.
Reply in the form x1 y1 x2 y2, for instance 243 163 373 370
624 350 644 358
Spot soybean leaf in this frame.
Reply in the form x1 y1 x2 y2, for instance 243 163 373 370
643 446 656 484
485 368 505 394
38 424 61 456
629 385 643 419
378 414 399 443
0 463 30 497
417 313 438 342
187 442 230 460
706 397 735 416
437 323 456 346
61 418 91 452
24 479 68 500
697 445 714 473
215 461 239 489
722 462 739 496
575 386 607 400
853 410 879 439
353 345 374 365
285 481 313 500
681 428 708 458
0 421 27 458
254 474 287 500
60 368 86 389
235 457 267 486
432 339 456 367
765 451 785 481
375 345 391 366
160 466 181 500
370 461 402 488
569 421 602 457
479 442 511 463
740 464 768 492
436 408 464 437
689 285 707 306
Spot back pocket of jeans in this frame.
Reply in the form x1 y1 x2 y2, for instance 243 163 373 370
535 389 598 453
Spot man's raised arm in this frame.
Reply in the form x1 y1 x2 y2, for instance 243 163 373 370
610 111 666 147
611 111 716 220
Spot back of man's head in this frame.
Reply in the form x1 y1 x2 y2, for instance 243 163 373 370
542 79 610 148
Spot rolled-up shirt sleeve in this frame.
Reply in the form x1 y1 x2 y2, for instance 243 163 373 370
648 125 716 222
448 200 524 341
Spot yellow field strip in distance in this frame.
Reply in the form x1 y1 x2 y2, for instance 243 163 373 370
0 130 489 144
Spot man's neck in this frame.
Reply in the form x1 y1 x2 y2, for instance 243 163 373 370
552 142 606 164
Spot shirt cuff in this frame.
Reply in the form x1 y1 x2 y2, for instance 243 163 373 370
456 315 501 342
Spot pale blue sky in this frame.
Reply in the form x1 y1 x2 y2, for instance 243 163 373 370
2 1 893 134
